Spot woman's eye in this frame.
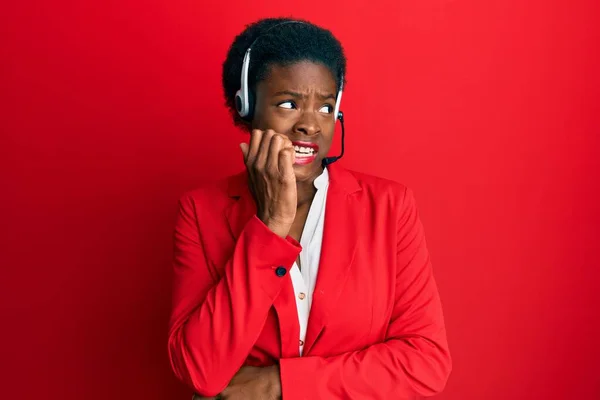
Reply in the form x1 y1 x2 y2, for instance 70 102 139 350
278 101 295 109
319 104 333 114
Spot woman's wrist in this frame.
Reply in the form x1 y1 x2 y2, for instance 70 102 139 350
264 218 292 238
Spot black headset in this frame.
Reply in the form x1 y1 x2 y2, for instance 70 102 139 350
234 20 346 166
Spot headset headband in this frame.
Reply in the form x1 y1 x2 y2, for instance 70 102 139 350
235 20 344 121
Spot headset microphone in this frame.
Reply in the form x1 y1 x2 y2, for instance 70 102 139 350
322 111 345 167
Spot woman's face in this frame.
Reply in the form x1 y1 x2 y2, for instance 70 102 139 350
251 61 338 183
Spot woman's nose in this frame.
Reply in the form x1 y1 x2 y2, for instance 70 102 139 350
293 112 321 136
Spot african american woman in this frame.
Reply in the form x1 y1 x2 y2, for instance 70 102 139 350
168 17 452 400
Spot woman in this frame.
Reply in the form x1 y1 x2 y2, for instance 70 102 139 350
168 17 452 399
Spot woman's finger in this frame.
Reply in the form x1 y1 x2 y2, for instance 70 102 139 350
278 147 296 180
245 129 263 166
281 135 293 150
239 142 249 163
255 129 275 170
266 134 285 174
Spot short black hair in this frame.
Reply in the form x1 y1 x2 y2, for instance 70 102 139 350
222 17 347 128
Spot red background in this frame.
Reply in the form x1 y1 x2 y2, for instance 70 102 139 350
2 1 599 399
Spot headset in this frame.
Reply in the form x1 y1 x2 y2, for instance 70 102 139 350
234 20 346 166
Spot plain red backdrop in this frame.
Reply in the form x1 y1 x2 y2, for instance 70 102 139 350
1 0 599 399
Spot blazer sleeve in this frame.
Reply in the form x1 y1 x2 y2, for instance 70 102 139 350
278 187 452 399
167 194 301 396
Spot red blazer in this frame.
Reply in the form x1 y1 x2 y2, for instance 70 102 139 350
168 164 451 399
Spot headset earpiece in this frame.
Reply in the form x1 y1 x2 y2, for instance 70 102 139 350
333 76 343 121
234 92 244 114
236 48 252 118
235 88 254 120
246 90 255 119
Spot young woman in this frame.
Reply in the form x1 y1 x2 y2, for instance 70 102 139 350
168 17 451 400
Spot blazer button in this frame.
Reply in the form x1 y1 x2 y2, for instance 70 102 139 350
275 266 287 277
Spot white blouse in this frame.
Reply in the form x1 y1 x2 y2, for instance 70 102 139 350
289 167 329 356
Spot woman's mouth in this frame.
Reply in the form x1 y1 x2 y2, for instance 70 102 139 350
292 141 319 165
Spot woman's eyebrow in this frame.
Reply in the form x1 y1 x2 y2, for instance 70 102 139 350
273 90 336 100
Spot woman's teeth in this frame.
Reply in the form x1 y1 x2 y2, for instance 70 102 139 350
294 145 315 156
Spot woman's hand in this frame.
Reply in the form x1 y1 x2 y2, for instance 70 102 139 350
193 365 282 400
240 129 297 238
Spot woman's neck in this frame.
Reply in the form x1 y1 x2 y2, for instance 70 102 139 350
296 180 317 207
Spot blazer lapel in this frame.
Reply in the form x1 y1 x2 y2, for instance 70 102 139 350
303 164 363 355
224 171 256 239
